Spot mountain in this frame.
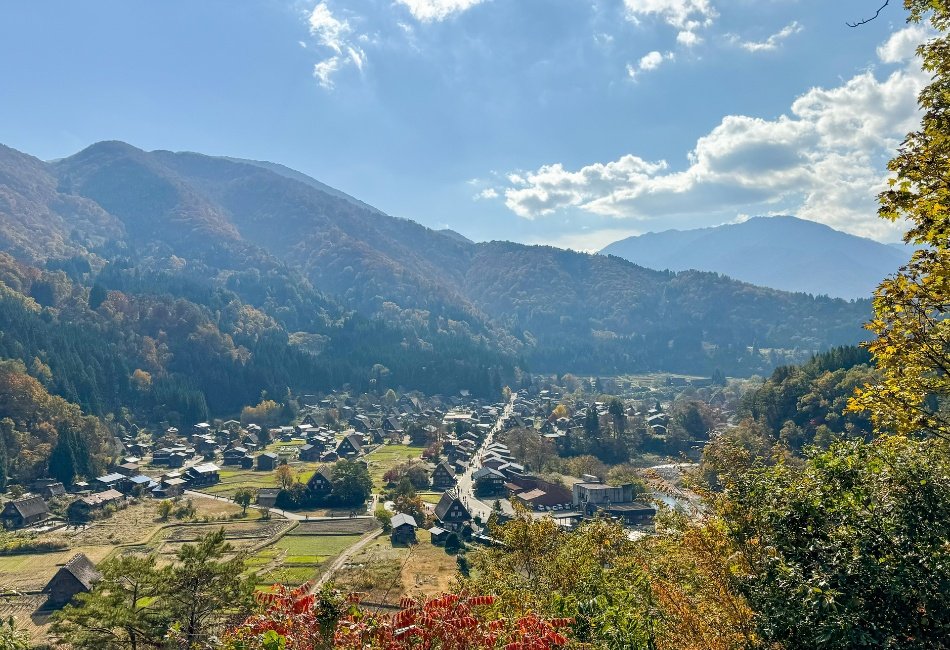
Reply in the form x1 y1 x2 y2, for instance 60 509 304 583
0 141 874 426
600 216 912 299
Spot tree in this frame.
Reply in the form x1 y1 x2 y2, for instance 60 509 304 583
0 617 29 650
234 488 253 515
374 505 392 532
849 1 950 438
162 528 254 647
607 398 626 435
330 460 372 507
156 500 173 522
721 435 950 648
276 464 294 490
53 555 168 650
47 425 77 487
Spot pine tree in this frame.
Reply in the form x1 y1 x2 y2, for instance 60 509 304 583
48 427 77 487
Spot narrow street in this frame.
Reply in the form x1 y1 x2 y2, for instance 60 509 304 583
453 392 517 521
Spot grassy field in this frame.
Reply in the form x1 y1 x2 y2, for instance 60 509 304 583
201 463 321 497
364 443 427 490
250 519 376 589
332 530 459 604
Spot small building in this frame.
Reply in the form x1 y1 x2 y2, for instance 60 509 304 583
434 491 471 531
115 462 141 477
43 553 101 606
432 461 457 489
67 489 124 521
1 495 49 529
257 488 281 508
472 467 507 497
184 463 220 487
36 481 66 500
336 433 363 458
256 452 279 471
390 513 418 545
298 444 321 462
428 526 450 546
152 477 186 499
306 466 335 499
95 472 130 493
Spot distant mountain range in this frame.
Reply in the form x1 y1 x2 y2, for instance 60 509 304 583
600 216 911 299
0 141 873 420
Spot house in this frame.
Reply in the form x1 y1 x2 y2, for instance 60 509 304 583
128 475 157 494
257 452 279 471
116 462 141 477
302 413 318 427
434 492 471 531
472 467 507 497
428 526 450 546
336 433 363 458
32 479 66 500
257 488 281 508
383 417 402 432
223 447 250 465
572 480 656 525
390 513 418 545
43 553 101 606
184 463 221 487
95 472 130 493
298 444 321 462
152 477 186 499
306 466 335 499
68 489 124 521
1 496 49 529
432 461 457 489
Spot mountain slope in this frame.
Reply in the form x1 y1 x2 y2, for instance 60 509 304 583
600 216 911 299
0 141 873 388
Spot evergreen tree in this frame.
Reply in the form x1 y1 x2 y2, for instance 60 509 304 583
48 427 77 487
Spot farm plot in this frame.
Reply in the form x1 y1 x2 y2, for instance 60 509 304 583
364 443 427 490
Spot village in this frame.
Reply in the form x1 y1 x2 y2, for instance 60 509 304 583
0 373 715 643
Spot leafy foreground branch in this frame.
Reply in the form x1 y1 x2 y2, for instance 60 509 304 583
223 586 571 650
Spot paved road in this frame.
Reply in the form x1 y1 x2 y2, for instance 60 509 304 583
454 392 517 521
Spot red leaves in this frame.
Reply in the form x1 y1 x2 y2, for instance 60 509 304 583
227 588 572 649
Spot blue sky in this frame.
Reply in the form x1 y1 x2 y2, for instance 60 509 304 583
0 0 929 249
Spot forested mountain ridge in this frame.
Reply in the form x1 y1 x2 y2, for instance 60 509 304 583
600 216 913 299
0 141 872 398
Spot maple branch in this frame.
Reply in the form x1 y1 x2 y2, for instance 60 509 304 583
847 0 890 27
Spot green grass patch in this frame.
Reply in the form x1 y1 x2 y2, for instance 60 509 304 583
275 534 362 558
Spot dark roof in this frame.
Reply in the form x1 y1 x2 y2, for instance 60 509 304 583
344 433 363 451
473 467 506 481
436 461 456 476
434 491 470 521
6 495 49 519
44 553 101 592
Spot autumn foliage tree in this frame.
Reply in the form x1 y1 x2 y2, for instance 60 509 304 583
849 0 950 437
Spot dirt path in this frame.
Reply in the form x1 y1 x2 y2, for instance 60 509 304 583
311 528 384 591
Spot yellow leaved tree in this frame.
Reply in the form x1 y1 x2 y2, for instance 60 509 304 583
849 0 950 438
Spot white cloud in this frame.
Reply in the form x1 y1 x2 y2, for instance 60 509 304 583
395 0 486 22
735 21 802 53
877 24 930 63
627 50 674 78
623 0 717 30
309 3 349 53
501 28 929 241
313 57 341 88
475 188 499 200
676 30 701 47
305 3 366 89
